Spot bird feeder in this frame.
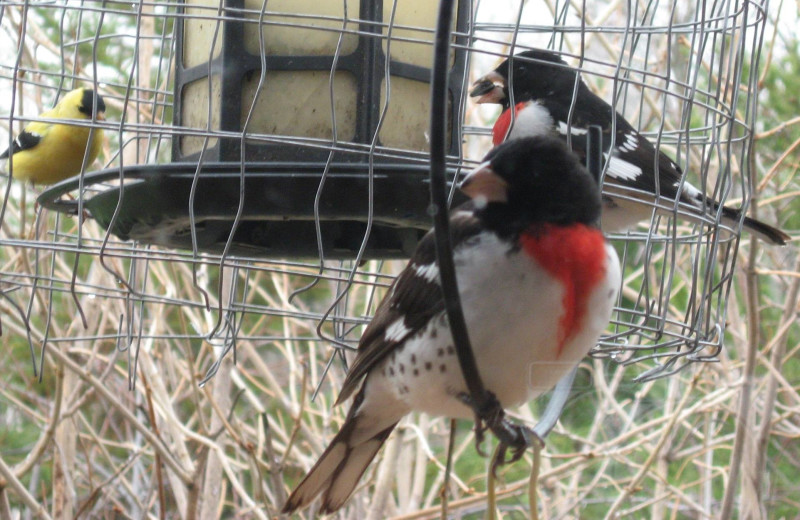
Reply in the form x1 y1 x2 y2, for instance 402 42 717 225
40 0 469 259
177 0 466 163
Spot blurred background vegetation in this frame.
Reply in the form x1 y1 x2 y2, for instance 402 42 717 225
0 1 798 518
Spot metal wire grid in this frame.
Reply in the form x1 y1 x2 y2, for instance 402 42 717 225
466 0 770 379
0 0 770 388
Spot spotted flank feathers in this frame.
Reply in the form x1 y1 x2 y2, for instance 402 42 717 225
283 136 621 514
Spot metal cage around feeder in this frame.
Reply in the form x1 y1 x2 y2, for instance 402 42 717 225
2 0 797 517
174 0 467 164
38 0 472 259
7 0 785 383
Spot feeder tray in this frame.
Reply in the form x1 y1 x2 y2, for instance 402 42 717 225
37 162 465 259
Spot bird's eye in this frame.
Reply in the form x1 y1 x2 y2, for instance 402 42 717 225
516 66 527 78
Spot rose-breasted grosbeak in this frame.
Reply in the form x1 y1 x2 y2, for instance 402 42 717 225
470 49 790 245
282 136 621 514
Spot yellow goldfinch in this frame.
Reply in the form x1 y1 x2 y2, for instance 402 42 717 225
1 87 106 185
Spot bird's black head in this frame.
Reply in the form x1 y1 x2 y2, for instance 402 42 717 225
470 49 580 109
79 89 106 117
460 136 601 231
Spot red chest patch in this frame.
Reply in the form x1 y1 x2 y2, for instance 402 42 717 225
492 101 528 146
520 224 608 357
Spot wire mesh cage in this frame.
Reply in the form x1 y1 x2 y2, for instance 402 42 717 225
1 0 773 376
1 0 796 518
466 1 774 380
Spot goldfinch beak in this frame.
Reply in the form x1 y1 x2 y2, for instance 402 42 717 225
460 161 508 204
470 71 506 104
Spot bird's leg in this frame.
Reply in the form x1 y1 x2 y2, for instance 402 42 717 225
458 391 491 456
458 391 542 473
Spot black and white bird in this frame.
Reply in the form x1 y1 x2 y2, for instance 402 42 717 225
283 136 621 514
470 49 790 245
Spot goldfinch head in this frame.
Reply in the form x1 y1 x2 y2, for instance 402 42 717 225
59 88 106 120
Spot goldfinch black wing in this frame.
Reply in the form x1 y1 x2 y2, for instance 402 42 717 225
1 124 48 159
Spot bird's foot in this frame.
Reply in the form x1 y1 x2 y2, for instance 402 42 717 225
458 391 542 473
489 420 541 475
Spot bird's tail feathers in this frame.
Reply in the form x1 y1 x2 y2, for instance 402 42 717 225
676 189 789 246
282 418 398 514
718 204 790 246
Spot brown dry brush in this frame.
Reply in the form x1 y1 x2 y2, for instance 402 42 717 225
1 2 799 519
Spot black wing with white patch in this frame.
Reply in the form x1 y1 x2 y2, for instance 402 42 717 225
336 210 484 404
0 131 42 159
541 91 686 201
602 127 686 199
544 94 790 244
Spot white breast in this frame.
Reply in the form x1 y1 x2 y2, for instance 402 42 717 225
372 232 620 419
507 101 554 140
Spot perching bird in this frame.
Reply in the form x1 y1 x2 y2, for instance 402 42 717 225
470 49 790 245
1 87 106 185
283 136 621 514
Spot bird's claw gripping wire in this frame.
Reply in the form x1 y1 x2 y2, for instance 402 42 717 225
459 391 542 474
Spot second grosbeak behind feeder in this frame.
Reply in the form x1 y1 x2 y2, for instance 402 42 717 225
471 49 790 245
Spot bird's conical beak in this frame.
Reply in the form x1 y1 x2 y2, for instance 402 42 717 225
469 71 506 104
460 161 508 204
